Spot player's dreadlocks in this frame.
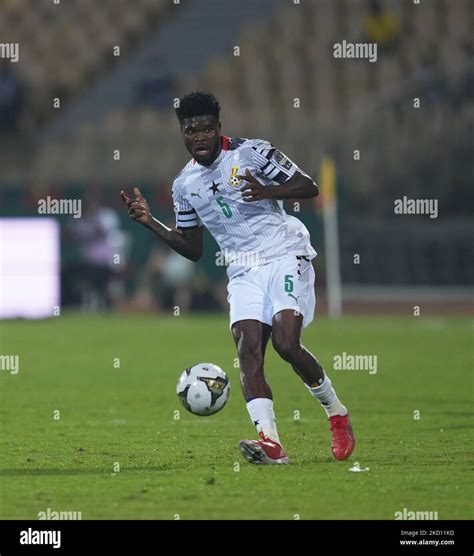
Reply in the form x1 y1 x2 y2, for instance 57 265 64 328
175 91 221 123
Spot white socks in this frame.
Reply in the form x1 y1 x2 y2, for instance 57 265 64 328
246 398 281 444
305 374 347 417
245 376 345 444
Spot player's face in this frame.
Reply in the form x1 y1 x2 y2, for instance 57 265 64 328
181 115 221 166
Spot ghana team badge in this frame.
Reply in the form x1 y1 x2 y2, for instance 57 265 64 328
228 165 243 188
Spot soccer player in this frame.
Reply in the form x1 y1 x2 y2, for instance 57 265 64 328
121 92 355 464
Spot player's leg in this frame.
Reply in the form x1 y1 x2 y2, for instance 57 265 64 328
270 256 355 460
231 319 289 464
227 264 291 464
231 319 272 401
272 309 346 416
232 318 278 439
271 309 355 460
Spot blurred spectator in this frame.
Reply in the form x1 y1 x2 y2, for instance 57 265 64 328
364 0 400 52
132 246 195 312
63 189 129 310
0 60 24 132
129 243 230 314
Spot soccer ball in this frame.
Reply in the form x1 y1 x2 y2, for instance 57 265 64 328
177 363 230 416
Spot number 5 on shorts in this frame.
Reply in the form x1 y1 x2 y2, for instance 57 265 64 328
284 274 294 293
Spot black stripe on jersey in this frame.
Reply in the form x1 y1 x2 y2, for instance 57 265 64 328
178 216 198 222
177 224 200 229
268 166 281 180
274 171 290 184
264 148 276 160
255 142 270 153
263 164 281 180
262 162 275 175
177 216 198 223
228 137 247 150
252 145 275 160
178 209 196 215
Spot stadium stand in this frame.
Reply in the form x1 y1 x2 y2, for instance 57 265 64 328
0 0 472 290
26 1 469 176
0 0 172 127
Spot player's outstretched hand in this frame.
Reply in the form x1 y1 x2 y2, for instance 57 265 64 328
120 187 153 227
238 169 269 202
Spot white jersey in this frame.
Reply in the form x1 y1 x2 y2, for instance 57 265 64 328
172 136 317 279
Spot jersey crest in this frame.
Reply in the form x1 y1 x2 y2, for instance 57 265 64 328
228 165 243 188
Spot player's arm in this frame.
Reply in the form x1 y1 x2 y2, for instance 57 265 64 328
240 141 318 202
121 188 203 262
239 168 318 201
272 170 319 199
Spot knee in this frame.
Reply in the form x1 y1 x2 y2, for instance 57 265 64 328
272 335 300 363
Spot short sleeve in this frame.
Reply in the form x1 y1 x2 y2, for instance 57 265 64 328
172 183 202 229
251 140 299 184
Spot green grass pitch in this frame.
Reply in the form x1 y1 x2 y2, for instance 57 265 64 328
0 314 472 520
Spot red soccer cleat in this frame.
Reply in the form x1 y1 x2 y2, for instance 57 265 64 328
239 432 290 465
329 413 355 460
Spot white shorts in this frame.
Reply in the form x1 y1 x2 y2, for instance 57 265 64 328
227 254 316 329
